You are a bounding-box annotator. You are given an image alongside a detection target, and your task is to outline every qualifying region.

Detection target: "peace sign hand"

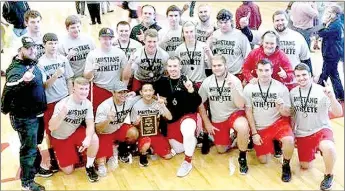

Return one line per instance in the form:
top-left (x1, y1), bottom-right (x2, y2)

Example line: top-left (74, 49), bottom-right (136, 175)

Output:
top-left (323, 80), bottom-right (334, 98)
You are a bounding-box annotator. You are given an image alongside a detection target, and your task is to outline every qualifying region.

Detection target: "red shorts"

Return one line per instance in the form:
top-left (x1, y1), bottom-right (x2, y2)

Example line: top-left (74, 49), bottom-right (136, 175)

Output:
top-left (50, 127), bottom-right (87, 168)
top-left (167, 113), bottom-right (198, 143)
top-left (132, 78), bottom-right (145, 92)
top-left (296, 128), bottom-right (334, 162)
top-left (138, 134), bottom-right (171, 157)
top-left (43, 101), bottom-right (58, 136)
top-left (254, 117), bottom-right (294, 157)
top-left (88, 84), bottom-right (113, 114)
top-left (96, 124), bottom-right (132, 159)
top-left (212, 110), bottom-right (246, 145)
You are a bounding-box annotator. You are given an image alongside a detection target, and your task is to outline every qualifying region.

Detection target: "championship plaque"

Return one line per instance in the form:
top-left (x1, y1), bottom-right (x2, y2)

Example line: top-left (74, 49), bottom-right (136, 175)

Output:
top-left (140, 115), bottom-right (158, 136)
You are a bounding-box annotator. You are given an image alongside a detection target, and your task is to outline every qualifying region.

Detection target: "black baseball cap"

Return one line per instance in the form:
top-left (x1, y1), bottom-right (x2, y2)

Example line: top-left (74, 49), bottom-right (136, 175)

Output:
top-left (216, 9), bottom-right (233, 21)
top-left (99, 27), bottom-right (114, 37)
top-left (21, 37), bottom-right (36, 49)
top-left (43, 33), bottom-right (58, 44)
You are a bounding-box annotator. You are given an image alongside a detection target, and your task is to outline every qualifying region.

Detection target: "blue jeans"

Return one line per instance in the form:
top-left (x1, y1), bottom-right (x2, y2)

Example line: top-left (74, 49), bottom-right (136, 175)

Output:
top-left (9, 115), bottom-right (39, 185)
top-left (13, 28), bottom-right (27, 37)
top-left (318, 59), bottom-right (345, 100)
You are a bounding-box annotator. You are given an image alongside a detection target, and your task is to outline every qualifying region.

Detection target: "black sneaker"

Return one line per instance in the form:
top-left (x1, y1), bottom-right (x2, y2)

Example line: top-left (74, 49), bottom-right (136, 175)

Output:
top-left (118, 142), bottom-right (132, 163)
top-left (238, 158), bottom-right (248, 175)
top-left (50, 159), bottom-right (59, 173)
top-left (274, 140), bottom-right (282, 158)
top-left (320, 174), bottom-right (334, 191)
top-left (85, 166), bottom-right (99, 182)
top-left (22, 181), bottom-right (45, 191)
top-left (35, 167), bottom-right (53, 178)
top-left (247, 137), bottom-right (254, 150)
top-left (281, 164), bottom-right (291, 182)
top-left (139, 154), bottom-right (149, 167)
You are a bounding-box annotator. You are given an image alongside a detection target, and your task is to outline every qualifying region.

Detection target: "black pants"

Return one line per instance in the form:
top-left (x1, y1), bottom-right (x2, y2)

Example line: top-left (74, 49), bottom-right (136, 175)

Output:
top-left (75, 1), bottom-right (86, 15)
top-left (87, 3), bottom-right (101, 24)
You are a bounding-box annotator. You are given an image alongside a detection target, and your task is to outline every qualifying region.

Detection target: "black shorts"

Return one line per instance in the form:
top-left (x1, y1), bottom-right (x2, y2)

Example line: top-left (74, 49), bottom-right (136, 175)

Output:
top-left (129, 9), bottom-right (138, 19)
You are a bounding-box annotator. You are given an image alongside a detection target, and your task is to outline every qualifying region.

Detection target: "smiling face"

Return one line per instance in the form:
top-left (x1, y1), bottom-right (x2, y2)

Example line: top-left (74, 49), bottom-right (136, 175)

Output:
top-left (256, 63), bottom-right (273, 83)
top-left (294, 69), bottom-right (312, 88)
top-left (140, 84), bottom-right (155, 102)
top-left (198, 5), bottom-right (211, 22)
top-left (142, 6), bottom-right (155, 24)
top-left (211, 57), bottom-right (227, 77)
top-left (262, 33), bottom-right (277, 56)
top-left (117, 24), bottom-right (131, 42)
top-left (167, 59), bottom-right (182, 79)
top-left (67, 23), bottom-right (81, 38)
top-left (273, 14), bottom-right (288, 32)
top-left (73, 83), bottom-right (90, 101)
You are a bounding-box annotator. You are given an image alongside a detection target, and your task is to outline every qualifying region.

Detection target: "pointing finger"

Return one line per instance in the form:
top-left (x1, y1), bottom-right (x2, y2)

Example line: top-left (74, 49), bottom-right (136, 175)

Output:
top-left (157, 93), bottom-right (160, 100)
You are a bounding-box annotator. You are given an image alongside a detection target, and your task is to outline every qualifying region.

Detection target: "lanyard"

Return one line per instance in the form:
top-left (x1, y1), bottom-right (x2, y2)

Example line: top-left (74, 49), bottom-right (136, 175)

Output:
top-left (113, 101), bottom-right (126, 123)
top-left (215, 73), bottom-right (228, 97)
top-left (299, 85), bottom-right (313, 113)
top-left (258, 80), bottom-right (272, 103)
top-left (185, 41), bottom-right (197, 64)
top-left (144, 48), bottom-right (157, 70)
top-left (118, 40), bottom-right (131, 58)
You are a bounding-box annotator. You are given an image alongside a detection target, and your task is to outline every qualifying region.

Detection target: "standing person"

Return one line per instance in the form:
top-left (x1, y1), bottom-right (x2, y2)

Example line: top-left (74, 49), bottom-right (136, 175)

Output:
top-left (155, 56), bottom-right (202, 177)
top-left (131, 83), bottom-right (175, 167)
top-left (86, 1), bottom-right (101, 25)
top-left (58, 15), bottom-right (96, 78)
top-left (158, 5), bottom-right (183, 57)
top-left (130, 4), bottom-right (161, 45)
top-left (127, 2), bottom-right (140, 24)
top-left (95, 81), bottom-right (140, 176)
top-left (207, 9), bottom-right (251, 83)
top-left (37, 33), bottom-right (74, 176)
top-left (317, 4), bottom-right (344, 102)
top-left (2, 1), bottom-right (30, 37)
top-left (83, 27), bottom-right (128, 113)
top-left (290, 2), bottom-right (319, 49)
top-left (1, 36), bottom-right (46, 191)
top-left (290, 63), bottom-right (343, 191)
top-left (235, 1), bottom-right (262, 30)
top-left (75, 1), bottom-right (86, 17)
top-left (198, 54), bottom-right (250, 174)
top-left (123, 29), bottom-right (169, 92)
top-left (195, 4), bottom-right (216, 43)
top-left (243, 59), bottom-right (294, 182)
top-left (101, 1), bottom-right (113, 15)
top-left (48, 77), bottom-right (99, 182)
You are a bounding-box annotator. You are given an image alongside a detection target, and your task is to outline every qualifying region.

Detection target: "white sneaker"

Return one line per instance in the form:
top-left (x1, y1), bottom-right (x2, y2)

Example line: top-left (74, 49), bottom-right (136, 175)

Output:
top-left (176, 161), bottom-right (192, 177)
top-left (107, 156), bottom-right (119, 171)
top-left (97, 164), bottom-right (107, 177)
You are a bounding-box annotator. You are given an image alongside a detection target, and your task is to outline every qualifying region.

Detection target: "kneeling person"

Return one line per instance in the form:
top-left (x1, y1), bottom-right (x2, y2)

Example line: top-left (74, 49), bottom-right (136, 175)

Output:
top-left (48, 77), bottom-right (99, 182)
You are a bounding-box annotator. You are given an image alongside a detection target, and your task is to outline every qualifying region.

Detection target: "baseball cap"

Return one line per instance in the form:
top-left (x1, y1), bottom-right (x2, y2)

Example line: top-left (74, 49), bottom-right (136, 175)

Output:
top-left (21, 37), bottom-right (36, 49)
top-left (216, 9), bottom-right (233, 21)
top-left (113, 81), bottom-right (128, 92)
top-left (43, 33), bottom-right (58, 44)
top-left (99, 27), bottom-right (114, 37)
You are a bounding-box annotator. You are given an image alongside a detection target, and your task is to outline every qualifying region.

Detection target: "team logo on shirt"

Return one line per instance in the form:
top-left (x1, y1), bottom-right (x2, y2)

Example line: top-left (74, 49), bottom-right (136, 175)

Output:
top-left (251, 92), bottom-right (278, 109)
top-left (213, 40), bottom-right (239, 56)
top-left (68, 45), bottom-right (92, 62)
top-left (180, 51), bottom-right (202, 66)
top-left (165, 37), bottom-right (182, 52)
top-left (64, 109), bottom-right (88, 124)
top-left (293, 97), bottom-right (318, 114)
top-left (209, 87), bottom-right (232, 102)
top-left (95, 56), bottom-right (121, 72)
top-left (280, 41), bottom-right (296, 55)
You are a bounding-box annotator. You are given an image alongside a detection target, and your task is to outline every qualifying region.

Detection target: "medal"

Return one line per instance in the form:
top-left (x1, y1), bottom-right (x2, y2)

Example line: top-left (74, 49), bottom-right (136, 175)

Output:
top-left (172, 98), bottom-right (178, 105)
top-left (263, 105), bottom-right (269, 110)
top-left (190, 59), bottom-right (194, 65)
top-left (303, 112), bottom-right (308, 118)
top-left (149, 72), bottom-right (154, 77)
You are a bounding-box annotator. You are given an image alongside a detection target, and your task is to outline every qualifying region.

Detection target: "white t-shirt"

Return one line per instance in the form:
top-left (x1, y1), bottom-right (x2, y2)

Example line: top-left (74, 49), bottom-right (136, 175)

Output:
top-left (84, 47), bottom-right (127, 91)
top-left (51, 96), bottom-right (94, 139)
top-left (38, 54), bottom-right (74, 104)
top-left (158, 26), bottom-right (183, 57)
top-left (115, 39), bottom-right (142, 60)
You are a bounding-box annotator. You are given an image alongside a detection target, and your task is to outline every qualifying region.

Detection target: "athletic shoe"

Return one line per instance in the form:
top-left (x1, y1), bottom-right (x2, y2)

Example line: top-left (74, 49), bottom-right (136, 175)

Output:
top-left (22, 181), bottom-right (45, 191)
top-left (107, 156), bottom-right (119, 171)
top-left (281, 164), bottom-right (291, 182)
top-left (320, 174), bottom-right (334, 191)
top-left (97, 164), bottom-right (107, 177)
top-left (238, 158), bottom-right (248, 175)
top-left (35, 167), bottom-right (53, 178)
top-left (139, 154), bottom-right (149, 167)
top-left (176, 161), bottom-right (192, 177)
top-left (50, 159), bottom-right (59, 173)
top-left (86, 166), bottom-right (99, 182)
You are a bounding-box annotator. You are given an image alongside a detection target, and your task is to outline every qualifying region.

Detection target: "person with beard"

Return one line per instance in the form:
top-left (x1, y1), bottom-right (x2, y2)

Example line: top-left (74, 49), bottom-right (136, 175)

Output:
top-left (195, 4), bottom-right (217, 43)
top-left (154, 56), bottom-right (202, 177)
top-left (290, 63), bottom-right (343, 191)
top-left (95, 81), bottom-right (140, 176)
top-left (1, 36), bottom-right (46, 191)
top-left (198, 54), bottom-right (250, 174)
top-left (207, 9), bottom-right (251, 84)
top-left (123, 29), bottom-right (169, 93)
top-left (84, 28), bottom-right (128, 114)
top-left (131, 83), bottom-right (175, 167)
top-left (130, 4), bottom-right (161, 45)
top-left (158, 5), bottom-right (183, 57)
top-left (58, 15), bottom-right (96, 78)
top-left (243, 59), bottom-right (294, 182)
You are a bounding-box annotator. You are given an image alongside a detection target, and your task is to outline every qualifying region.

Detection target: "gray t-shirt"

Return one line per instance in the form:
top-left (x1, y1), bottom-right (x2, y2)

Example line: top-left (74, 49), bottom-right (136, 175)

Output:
top-left (58, 34), bottom-right (96, 77)
top-left (243, 79), bottom-right (291, 130)
top-left (130, 99), bottom-right (165, 124)
top-left (95, 96), bottom-right (141, 134)
top-left (38, 54), bottom-right (74, 104)
top-left (175, 41), bottom-right (208, 83)
top-left (84, 47), bottom-right (127, 91)
top-left (196, 21), bottom-right (215, 43)
top-left (51, 96), bottom-right (94, 139)
top-left (115, 39), bottom-right (142, 60)
top-left (210, 29), bottom-right (251, 75)
top-left (198, 73), bottom-right (243, 123)
top-left (290, 83), bottom-right (331, 137)
top-left (132, 47), bottom-right (169, 82)
top-left (158, 26), bottom-right (183, 57)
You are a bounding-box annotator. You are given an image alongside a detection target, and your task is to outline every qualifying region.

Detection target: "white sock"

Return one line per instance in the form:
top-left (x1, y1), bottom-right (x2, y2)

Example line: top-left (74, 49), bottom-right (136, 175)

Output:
top-left (169, 139), bottom-right (185, 154)
top-left (86, 157), bottom-right (96, 168)
top-left (180, 118), bottom-right (197, 157)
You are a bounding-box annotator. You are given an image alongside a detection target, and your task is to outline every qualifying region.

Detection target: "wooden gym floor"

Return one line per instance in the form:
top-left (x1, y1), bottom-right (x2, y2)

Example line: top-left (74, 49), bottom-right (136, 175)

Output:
top-left (0, 2), bottom-right (344, 190)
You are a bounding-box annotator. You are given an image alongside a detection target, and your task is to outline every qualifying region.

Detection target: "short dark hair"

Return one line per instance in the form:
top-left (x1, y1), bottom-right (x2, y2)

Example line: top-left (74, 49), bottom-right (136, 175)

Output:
top-left (294, 63), bottom-right (311, 73)
top-left (256, 58), bottom-right (273, 69)
top-left (166, 5), bottom-right (181, 16)
top-left (272, 10), bottom-right (289, 21)
top-left (116, 21), bottom-right (130, 30)
top-left (140, 83), bottom-right (154, 91)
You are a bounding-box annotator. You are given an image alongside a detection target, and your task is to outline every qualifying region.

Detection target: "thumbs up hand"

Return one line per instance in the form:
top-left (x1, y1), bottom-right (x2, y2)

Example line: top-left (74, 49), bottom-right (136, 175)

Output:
top-left (23, 67), bottom-right (35, 82)
top-left (136, 29), bottom-right (145, 42)
top-left (277, 67), bottom-right (287, 79)
top-left (239, 12), bottom-right (251, 29)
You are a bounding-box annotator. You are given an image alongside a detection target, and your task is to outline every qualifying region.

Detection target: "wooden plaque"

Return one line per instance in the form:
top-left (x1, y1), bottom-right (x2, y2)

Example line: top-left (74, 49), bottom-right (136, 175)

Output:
top-left (140, 115), bottom-right (158, 136)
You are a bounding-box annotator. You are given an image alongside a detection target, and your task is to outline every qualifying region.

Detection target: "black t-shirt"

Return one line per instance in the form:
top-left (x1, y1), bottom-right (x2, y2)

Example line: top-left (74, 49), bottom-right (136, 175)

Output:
top-left (154, 75), bottom-right (201, 123)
